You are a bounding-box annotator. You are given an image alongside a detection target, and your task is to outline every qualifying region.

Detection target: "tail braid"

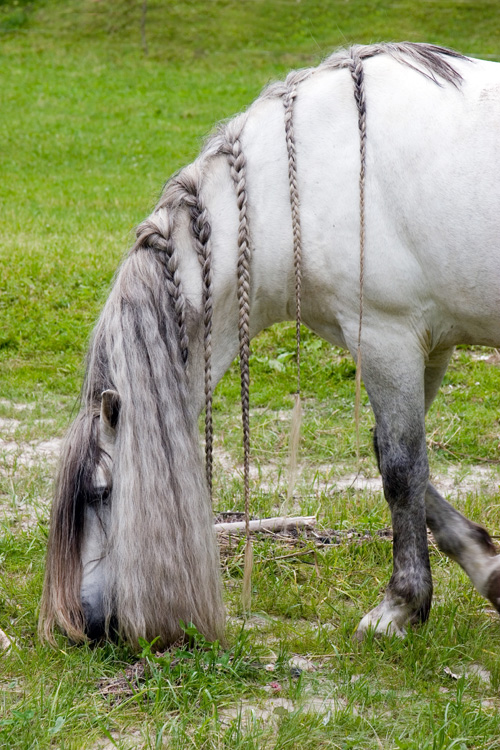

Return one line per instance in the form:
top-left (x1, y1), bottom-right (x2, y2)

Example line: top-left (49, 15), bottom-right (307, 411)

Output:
top-left (226, 130), bottom-right (253, 612)
top-left (283, 83), bottom-right (303, 506)
top-left (134, 219), bottom-right (189, 366)
top-left (349, 48), bottom-right (367, 463)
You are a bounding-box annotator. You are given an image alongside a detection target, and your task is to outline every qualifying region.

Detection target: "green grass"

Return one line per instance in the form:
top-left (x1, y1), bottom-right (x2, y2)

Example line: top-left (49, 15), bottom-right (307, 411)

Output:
top-left (2, 1), bottom-right (500, 748)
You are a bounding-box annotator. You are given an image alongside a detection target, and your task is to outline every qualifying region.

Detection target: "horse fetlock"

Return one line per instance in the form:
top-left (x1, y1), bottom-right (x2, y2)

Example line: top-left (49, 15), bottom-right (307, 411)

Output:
top-left (409, 597), bottom-right (432, 626)
top-left (469, 522), bottom-right (497, 556)
top-left (389, 565), bottom-right (432, 607)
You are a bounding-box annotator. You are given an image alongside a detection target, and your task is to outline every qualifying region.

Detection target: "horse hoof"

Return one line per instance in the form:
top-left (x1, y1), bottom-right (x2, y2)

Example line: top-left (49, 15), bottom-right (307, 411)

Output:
top-left (355, 607), bottom-right (407, 640)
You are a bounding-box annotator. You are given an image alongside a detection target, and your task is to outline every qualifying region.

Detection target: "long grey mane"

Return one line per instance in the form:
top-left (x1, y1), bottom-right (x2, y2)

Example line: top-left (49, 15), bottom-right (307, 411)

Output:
top-left (260, 42), bottom-right (464, 100)
top-left (40, 242), bottom-right (225, 646)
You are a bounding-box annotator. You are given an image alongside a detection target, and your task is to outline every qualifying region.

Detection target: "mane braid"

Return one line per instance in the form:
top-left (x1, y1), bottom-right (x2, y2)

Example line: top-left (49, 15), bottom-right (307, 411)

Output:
top-left (283, 82), bottom-right (303, 506)
top-left (349, 47), bottom-right (367, 464)
top-left (172, 172), bottom-right (214, 496)
top-left (225, 126), bottom-right (253, 612)
top-left (283, 83), bottom-right (302, 395)
top-left (134, 214), bottom-right (189, 367)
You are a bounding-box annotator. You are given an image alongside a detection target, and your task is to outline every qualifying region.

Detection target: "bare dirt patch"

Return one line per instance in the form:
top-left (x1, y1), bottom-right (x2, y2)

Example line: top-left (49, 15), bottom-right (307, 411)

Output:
top-left (0, 418), bottom-right (500, 528)
top-left (0, 435), bottom-right (61, 468)
top-left (0, 414), bottom-right (61, 468)
top-left (91, 731), bottom-right (144, 750)
top-left (0, 399), bottom-right (36, 412)
top-left (214, 447), bottom-right (500, 499)
top-left (219, 693), bottom-right (349, 725)
top-left (0, 410), bottom-right (61, 528)
top-left (1, 421), bottom-right (499, 531)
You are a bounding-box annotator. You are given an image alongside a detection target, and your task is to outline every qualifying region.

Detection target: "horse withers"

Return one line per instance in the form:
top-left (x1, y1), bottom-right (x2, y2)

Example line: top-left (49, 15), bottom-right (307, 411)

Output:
top-left (40, 43), bottom-right (500, 648)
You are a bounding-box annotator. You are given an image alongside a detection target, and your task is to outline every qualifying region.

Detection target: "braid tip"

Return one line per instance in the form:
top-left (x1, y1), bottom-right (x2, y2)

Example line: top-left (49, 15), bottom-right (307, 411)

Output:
top-left (241, 537), bottom-right (254, 616)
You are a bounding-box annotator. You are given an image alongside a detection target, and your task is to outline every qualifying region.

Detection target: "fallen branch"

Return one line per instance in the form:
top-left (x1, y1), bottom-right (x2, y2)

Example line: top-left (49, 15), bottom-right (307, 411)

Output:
top-left (214, 515), bottom-right (316, 534)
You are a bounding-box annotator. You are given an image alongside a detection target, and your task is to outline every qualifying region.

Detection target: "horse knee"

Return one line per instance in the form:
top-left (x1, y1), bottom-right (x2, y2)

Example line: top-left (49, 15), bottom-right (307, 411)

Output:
top-left (380, 443), bottom-right (428, 509)
top-left (373, 426), bottom-right (429, 506)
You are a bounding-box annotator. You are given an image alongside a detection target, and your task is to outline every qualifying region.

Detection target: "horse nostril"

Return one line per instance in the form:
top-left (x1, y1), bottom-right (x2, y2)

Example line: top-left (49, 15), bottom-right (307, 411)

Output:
top-left (81, 599), bottom-right (119, 643)
top-left (84, 616), bottom-right (106, 642)
top-left (81, 598), bottom-right (106, 642)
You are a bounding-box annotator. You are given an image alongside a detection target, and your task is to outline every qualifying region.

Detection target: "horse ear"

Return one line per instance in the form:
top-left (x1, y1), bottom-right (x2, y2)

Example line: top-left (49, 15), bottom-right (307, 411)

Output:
top-left (100, 389), bottom-right (121, 437)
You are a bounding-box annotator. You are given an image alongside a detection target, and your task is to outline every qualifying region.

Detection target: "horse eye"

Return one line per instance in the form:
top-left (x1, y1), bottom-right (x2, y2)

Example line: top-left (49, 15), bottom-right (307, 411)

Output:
top-left (90, 487), bottom-right (111, 505)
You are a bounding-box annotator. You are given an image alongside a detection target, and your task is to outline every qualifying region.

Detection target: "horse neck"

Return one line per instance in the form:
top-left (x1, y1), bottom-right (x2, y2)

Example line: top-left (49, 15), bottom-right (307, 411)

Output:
top-left (187, 157), bottom-right (296, 403)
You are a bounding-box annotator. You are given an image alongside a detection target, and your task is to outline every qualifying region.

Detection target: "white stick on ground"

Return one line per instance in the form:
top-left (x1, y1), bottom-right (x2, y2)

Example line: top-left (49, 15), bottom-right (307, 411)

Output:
top-left (214, 515), bottom-right (315, 533)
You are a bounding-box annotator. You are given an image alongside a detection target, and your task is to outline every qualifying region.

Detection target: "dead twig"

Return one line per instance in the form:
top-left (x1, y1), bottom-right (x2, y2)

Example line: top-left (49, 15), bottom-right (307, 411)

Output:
top-left (214, 515), bottom-right (315, 534)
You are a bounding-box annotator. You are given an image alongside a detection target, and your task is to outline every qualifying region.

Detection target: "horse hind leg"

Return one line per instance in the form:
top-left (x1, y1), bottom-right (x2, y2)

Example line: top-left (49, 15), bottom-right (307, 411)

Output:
top-left (355, 338), bottom-right (432, 639)
top-left (422, 346), bottom-right (500, 614)
top-left (425, 484), bottom-right (500, 613)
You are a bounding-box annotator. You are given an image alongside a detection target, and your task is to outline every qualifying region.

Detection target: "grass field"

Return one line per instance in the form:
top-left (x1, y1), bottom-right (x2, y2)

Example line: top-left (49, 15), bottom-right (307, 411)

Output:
top-left (2, 1), bottom-right (500, 747)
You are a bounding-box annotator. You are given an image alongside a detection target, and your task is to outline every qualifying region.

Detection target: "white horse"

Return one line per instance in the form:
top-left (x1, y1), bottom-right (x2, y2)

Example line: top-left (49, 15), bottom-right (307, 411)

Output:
top-left (40, 43), bottom-right (500, 648)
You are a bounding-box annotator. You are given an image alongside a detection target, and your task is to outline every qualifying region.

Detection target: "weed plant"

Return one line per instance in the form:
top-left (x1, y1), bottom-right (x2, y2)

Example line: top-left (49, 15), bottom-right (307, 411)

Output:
top-left (2, 2), bottom-right (500, 748)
